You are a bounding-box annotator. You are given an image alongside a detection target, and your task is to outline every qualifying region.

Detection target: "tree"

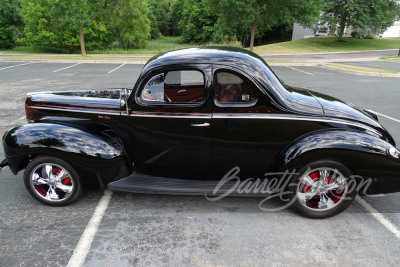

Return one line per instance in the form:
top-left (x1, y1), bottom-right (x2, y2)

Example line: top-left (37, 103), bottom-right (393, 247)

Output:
top-left (18, 0), bottom-right (71, 49)
top-left (51, 0), bottom-right (113, 56)
top-left (319, 0), bottom-right (400, 41)
top-left (0, 0), bottom-right (23, 48)
top-left (179, 0), bottom-right (218, 44)
top-left (169, 0), bottom-right (184, 36)
top-left (148, 8), bottom-right (162, 39)
top-left (206, 0), bottom-right (323, 51)
top-left (19, 0), bottom-right (113, 53)
top-left (110, 0), bottom-right (151, 48)
top-left (149, 0), bottom-right (173, 37)
top-left (18, 0), bottom-right (151, 53)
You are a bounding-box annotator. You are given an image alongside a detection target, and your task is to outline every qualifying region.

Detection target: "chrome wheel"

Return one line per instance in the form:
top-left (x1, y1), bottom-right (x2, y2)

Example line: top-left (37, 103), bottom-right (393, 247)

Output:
top-left (29, 163), bottom-right (74, 202)
top-left (296, 167), bottom-right (347, 212)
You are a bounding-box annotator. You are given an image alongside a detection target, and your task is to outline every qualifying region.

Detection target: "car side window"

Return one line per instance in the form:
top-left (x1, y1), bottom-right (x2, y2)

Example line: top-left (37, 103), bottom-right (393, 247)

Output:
top-left (141, 70), bottom-right (205, 104)
top-left (214, 72), bottom-right (256, 104)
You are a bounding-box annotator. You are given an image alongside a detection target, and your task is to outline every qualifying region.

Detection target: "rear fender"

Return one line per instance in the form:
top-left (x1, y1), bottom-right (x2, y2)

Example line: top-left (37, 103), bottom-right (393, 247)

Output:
top-left (2, 123), bottom-right (131, 188)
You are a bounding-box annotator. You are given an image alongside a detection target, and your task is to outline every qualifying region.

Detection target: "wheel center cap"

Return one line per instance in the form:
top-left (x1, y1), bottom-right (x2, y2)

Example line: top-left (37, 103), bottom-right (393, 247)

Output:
top-left (48, 175), bottom-right (57, 186)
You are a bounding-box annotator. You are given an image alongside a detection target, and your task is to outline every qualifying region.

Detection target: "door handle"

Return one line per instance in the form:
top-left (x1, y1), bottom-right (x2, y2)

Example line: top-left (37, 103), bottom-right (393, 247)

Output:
top-left (191, 122), bottom-right (210, 127)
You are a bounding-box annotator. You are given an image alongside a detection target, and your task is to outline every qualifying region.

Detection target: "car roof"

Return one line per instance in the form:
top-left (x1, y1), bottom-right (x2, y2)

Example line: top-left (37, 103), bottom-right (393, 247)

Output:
top-left (134, 47), bottom-right (293, 108)
top-left (141, 47), bottom-right (268, 74)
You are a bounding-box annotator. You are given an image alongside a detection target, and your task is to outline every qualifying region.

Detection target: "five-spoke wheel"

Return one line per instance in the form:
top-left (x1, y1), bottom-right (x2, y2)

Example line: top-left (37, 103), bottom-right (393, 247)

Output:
top-left (24, 156), bottom-right (82, 206)
top-left (290, 161), bottom-right (356, 218)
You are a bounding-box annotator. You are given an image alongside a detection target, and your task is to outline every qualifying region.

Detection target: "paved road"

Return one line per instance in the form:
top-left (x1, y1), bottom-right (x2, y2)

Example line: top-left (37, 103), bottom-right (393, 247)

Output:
top-left (343, 61), bottom-right (400, 72)
top-left (263, 49), bottom-right (399, 62)
top-left (0, 62), bottom-right (400, 266)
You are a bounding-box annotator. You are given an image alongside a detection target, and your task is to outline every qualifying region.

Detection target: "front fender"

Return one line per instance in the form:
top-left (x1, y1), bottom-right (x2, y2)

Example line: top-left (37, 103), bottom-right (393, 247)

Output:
top-left (2, 123), bottom-right (130, 187)
top-left (274, 129), bottom-right (400, 194)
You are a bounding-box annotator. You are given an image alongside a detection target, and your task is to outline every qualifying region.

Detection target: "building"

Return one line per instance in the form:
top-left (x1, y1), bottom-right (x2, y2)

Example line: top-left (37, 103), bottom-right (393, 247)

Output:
top-left (292, 0), bottom-right (400, 40)
top-left (291, 24), bottom-right (315, 41)
top-left (382, 20), bottom-right (400, 38)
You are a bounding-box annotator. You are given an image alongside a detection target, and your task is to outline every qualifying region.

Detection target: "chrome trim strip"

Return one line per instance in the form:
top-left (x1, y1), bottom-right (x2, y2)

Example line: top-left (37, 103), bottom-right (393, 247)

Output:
top-left (130, 112), bottom-right (212, 119)
top-left (128, 112), bottom-right (379, 134)
top-left (28, 106), bottom-right (120, 116)
top-left (191, 122), bottom-right (211, 127)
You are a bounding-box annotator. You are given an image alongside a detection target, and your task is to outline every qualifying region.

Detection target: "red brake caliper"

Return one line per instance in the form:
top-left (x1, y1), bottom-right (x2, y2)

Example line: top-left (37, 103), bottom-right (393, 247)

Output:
top-left (53, 168), bottom-right (71, 185)
top-left (35, 185), bottom-right (47, 196)
top-left (301, 171), bottom-right (321, 192)
top-left (302, 170), bottom-right (344, 204)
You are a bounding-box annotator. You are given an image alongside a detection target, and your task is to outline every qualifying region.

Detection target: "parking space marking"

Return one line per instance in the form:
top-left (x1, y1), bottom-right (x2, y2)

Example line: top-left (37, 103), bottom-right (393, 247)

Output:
top-left (371, 110), bottom-right (400, 124)
top-left (52, 63), bottom-right (80, 73)
top-left (356, 196), bottom-right (400, 240)
top-left (67, 190), bottom-right (113, 267)
top-left (286, 66), bottom-right (314, 75)
top-left (10, 116), bottom-right (26, 126)
top-left (0, 62), bottom-right (34, 71)
top-left (108, 63), bottom-right (126, 74)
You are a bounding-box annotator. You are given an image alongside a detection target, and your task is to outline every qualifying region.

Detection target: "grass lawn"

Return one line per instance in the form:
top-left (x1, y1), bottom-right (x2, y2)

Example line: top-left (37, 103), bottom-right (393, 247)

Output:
top-left (254, 37), bottom-right (400, 55)
top-left (380, 56), bottom-right (400, 62)
top-left (0, 37), bottom-right (187, 56)
top-left (90, 36), bottom-right (191, 54)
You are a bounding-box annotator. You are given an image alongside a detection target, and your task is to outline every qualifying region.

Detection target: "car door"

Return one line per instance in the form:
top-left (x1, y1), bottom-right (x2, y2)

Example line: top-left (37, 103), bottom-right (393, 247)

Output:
top-left (211, 66), bottom-right (333, 180)
top-left (211, 66), bottom-right (284, 179)
top-left (129, 65), bottom-right (213, 179)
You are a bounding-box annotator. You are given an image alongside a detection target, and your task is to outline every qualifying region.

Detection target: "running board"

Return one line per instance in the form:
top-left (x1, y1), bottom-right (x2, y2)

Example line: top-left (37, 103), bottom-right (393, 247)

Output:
top-left (107, 172), bottom-right (271, 197)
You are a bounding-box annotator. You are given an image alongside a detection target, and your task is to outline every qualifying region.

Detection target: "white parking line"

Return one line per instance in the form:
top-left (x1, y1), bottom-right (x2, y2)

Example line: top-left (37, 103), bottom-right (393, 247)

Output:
top-left (286, 66), bottom-right (314, 75)
top-left (52, 63), bottom-right (80, 73)
top-left (10, 116), bottom-right (26, 125)
top-left (370, 110), bottom-right (400, 124)
top-left (67, 190), bottom-right (113, 267)
top-left (0, 62), bottom-right (34, 71)
top-left (356, 196), bottom-right (400, 240)
top-left (108, 63), bottom-right (126, 74)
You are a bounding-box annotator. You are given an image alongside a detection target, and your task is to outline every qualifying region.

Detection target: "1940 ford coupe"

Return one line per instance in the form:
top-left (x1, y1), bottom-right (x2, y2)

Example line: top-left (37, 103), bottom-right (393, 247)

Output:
top-left (2, 47), bottom-right (400, 218)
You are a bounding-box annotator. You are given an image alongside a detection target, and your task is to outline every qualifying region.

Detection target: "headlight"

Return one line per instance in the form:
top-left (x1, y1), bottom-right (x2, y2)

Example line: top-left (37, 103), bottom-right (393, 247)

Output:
top-left (388, 147), bottom-right (400, 158)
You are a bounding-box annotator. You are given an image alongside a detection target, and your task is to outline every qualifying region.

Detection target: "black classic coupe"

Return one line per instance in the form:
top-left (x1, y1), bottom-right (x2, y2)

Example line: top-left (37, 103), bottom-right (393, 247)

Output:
top-left (1, 47), bottom-right (400, 218)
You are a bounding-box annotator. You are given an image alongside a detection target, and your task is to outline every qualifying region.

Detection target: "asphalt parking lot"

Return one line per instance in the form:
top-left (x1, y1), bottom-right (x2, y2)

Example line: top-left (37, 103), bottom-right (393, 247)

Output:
top-left (1, 61), bottom-right (400, 266)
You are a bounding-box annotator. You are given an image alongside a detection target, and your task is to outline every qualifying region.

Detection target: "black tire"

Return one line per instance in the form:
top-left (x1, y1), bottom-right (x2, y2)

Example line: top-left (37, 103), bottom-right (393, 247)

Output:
top-left (24, 156), bottom-right (82, 206)
top-left (289, 160), bottom-right (357, 219)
